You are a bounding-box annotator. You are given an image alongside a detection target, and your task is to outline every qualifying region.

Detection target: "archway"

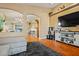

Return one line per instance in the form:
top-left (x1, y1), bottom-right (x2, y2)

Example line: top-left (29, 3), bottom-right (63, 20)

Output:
top-left (35, 20), bottom-right (39, 38)
top-left (0, 8), bottom-right (25, 33)
top-left (26, 14), bottom-right (40, 38)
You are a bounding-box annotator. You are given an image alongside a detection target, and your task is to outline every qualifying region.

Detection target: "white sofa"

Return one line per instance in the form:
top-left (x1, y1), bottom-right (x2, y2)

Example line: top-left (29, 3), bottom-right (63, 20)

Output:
top-left (0, 36), bottom-right (27, 56)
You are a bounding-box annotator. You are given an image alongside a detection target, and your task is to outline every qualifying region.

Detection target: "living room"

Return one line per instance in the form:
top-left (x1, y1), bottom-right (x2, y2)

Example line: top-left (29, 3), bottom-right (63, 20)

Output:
top-left (0, 3), bottom-right (79, 56)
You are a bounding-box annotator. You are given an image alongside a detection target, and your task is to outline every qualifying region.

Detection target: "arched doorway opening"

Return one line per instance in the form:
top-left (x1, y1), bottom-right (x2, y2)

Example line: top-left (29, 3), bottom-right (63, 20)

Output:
top-left (0, 8), bottom-right (24, 33)
top-left (26, 14), bottom-right (40, 38)
top-left (35, 20), bottom-right (39, 38)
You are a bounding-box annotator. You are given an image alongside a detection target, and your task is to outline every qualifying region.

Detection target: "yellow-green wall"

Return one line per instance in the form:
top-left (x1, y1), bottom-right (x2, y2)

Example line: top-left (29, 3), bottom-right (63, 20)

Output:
top-left (50, 3), bottom-right (79, 31)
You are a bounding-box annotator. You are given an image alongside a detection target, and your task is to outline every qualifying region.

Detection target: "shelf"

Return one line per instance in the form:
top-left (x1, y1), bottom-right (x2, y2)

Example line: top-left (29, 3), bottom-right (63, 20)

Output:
top-left (61, 36), bottom-right (74, 39)
top-left (50, 3), bottom-right (79, 16)
top-left (58, 40), bottom-right (76, 47)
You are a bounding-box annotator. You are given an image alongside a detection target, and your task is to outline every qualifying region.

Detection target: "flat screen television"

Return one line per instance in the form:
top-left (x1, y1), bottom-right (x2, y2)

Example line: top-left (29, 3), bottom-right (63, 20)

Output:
top-left (58, 11), bottom-right (79, 27)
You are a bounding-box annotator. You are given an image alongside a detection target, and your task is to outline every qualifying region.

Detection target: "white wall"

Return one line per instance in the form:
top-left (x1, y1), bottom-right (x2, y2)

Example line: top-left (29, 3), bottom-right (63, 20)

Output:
top-left (0, 3), bottom-right (49, 39)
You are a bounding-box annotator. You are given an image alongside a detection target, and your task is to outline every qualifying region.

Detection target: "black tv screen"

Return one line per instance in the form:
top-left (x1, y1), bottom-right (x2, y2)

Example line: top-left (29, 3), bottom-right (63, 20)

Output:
top-left (58, 11), bottom-right (79, 27)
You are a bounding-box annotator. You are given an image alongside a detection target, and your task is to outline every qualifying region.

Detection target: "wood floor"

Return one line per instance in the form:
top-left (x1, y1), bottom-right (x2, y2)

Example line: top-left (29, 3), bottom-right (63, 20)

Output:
top-left (27, 35), bottom-right (79, 56)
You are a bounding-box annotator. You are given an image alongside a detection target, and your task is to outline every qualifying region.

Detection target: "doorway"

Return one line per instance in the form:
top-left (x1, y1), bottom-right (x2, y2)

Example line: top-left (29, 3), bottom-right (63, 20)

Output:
top-left (27, 15), bottom-right (40, 38)
top-left (35, 20), bottom-right (39, 38)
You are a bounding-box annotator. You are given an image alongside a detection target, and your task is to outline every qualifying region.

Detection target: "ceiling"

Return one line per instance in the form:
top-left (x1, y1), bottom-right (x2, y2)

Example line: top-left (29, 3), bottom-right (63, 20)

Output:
top-left (19, 3), bottom-right (59, 9)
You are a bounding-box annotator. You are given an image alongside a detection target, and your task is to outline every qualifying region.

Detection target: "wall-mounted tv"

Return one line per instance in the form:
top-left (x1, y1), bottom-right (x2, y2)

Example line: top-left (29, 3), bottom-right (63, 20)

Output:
top-left (58, 11), bottom-right (79, 27)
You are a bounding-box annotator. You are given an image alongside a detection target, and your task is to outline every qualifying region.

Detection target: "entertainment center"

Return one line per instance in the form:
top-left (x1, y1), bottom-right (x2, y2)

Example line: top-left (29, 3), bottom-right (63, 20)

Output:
top-left (55, 11), bottom-right (79, 47)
